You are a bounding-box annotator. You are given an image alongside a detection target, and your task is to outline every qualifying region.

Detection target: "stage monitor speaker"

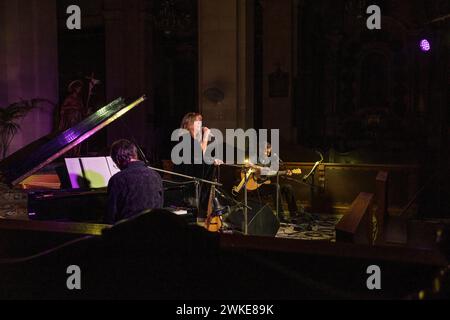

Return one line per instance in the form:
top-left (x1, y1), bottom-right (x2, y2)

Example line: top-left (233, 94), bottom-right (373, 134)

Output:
top-left (225, 200), bottom-right (280, 237)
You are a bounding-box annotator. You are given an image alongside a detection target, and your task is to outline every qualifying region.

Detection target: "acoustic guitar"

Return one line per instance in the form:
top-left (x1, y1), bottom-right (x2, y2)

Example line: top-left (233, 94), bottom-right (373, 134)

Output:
top-left (205, 178), bottom-right (222, 232)
top-left (232, 167), bottom-right (302, 194)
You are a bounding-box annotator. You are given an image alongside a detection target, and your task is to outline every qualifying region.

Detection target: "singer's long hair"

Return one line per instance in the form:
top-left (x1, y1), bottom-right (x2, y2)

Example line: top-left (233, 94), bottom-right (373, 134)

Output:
top-left (180, 112), bottom-right (202, 134)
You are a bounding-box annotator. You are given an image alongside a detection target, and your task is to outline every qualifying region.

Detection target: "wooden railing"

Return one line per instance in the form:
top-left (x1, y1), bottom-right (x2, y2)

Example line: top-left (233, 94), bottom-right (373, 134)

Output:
top-left (282, 162), bottom-right (418, 215)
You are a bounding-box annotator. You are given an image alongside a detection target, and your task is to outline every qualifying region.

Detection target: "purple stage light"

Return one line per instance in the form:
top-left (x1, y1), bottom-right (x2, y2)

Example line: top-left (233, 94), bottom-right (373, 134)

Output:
top-left (420, 39), bottom-right (431, 52)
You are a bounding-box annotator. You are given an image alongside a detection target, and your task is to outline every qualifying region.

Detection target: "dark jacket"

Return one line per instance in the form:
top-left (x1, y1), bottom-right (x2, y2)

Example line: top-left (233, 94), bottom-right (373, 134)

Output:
top-left (172, 134), bottom-right (215, 218)
top-left (105, 161), bottom-right (164, 224)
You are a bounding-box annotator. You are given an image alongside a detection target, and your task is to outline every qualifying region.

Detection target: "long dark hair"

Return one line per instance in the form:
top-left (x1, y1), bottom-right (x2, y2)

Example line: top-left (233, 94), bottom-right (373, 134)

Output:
top-left (180, 112), bottom-right (202, 131)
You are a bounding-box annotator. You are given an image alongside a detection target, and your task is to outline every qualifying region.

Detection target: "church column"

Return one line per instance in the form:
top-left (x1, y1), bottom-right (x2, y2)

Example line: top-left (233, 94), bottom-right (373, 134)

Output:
top-left (262, 0), bottom-right (294, 144)
top-left (198, 0), bottom-right (254, 133)
top-left (104, 0), bottom-right (154, 153)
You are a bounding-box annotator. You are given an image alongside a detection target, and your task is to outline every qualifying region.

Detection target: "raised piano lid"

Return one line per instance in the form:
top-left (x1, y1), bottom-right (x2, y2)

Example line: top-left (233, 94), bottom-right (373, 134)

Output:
top-left (0, 95), bottom-right (146, 187)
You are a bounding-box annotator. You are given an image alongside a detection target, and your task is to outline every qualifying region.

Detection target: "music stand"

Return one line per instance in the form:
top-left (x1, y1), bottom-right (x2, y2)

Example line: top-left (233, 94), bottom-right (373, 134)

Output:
top-left (284, 174), bottom-right (322, 230)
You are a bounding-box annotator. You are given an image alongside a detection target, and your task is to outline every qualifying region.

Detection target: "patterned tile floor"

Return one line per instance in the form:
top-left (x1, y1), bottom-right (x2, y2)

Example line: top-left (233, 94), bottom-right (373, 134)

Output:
top-left (276, 213), bottom-right (343, 241)
top-left (0, 187), bottom-right (28, 220)
top-left (0, 204), bottom-right (26, 220)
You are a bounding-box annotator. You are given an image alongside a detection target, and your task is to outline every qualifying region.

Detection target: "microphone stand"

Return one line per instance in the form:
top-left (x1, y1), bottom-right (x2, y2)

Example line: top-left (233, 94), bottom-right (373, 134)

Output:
top-left (135, 144), bottom-right (222, 216)
top-left (274, 154), bottom-right (283, 221)
top-left (297, 152), bottom-right (323, 230)
top-left (150, 167), bottom-right (222, 216)
top-left (243, 165), bottom-right (250, 234)
top-left (221, 163), bottom-right (254, 234)
top-left (285, 176), bottom-right (321, 190)
top-left (245, 154), bottom-right (284, 223)
top-left (276, 171), bottom-right (280, 220)
top-left (231, 164), bottom-right (251, 235)
top-left (215, 188), bottom-right (251, 210)
top-left (302, 151), bottom-right (324, 195)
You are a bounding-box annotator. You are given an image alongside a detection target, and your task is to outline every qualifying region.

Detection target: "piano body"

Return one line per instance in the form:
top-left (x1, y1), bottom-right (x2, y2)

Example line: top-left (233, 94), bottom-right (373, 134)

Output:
top-left (0, 96), bottom-right (195, 223)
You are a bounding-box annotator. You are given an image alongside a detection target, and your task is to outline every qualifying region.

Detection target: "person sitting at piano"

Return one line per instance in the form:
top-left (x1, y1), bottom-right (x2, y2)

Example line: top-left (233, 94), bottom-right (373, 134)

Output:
top-left (247, 142), bottom-right (300, 223)
top-left (104, 139), bottom-right (164, 224)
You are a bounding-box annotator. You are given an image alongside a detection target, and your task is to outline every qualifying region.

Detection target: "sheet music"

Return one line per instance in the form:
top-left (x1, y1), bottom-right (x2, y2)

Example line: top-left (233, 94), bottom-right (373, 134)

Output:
top-left (65, 158), bottom-right (85, 189)
top-left (106, 156), bottom-right (121, 176)
top-left (65, 156), bottom-right (121, 189)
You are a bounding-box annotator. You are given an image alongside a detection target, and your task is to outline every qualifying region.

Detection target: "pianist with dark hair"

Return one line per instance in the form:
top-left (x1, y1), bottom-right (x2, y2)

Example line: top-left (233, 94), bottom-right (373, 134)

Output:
top-left (105, 139), bottom-right (164, 224)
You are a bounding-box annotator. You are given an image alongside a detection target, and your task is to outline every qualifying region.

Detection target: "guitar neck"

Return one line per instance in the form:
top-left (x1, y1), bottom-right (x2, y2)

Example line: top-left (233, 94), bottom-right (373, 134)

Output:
top-left (207, 182), bottom-right (217, 216)
top-left (233, 169), bottom-right (253, 193)
top-left (263, 168), bottom-right (301, 177)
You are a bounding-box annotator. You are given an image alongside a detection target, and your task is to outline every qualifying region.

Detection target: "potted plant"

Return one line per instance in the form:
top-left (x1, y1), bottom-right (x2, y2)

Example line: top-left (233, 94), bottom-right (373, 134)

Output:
top-left (0, 99), bottom-right (53, 159)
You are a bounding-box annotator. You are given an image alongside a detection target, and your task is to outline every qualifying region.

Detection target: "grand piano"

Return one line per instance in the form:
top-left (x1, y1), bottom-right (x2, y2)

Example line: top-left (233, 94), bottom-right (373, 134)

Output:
top-left (0, 96), bottom-right (194, 223)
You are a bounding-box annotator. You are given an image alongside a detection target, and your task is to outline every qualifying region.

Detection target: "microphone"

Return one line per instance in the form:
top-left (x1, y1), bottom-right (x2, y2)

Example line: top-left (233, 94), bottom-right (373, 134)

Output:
top-left (272, 153), bottom-right (283, 164)
top-left (315, 150), bottom-right (324, 162)
top-left (202, 127), bottom-right (215, 137)
top-left (135, 143), bottom-right (150, 166)
top-left (303, 161), bottom-right (320, 181)
top-left (303, 151), bottom-right (324, 181)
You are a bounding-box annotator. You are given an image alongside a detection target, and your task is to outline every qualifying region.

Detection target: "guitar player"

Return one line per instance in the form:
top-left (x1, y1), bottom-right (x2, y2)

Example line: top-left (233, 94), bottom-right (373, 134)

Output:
top-left (246, 142), bottom-right (300, 223)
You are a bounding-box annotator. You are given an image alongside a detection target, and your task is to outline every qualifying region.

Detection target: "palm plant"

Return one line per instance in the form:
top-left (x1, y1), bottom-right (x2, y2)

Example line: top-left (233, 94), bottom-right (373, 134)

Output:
top-left (0, 99), bottom-right (52, 159)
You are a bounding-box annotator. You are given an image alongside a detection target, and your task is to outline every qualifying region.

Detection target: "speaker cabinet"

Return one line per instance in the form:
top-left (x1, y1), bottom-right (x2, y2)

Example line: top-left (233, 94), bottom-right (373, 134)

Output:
top-left (225, 200), bottom-right (280, 237)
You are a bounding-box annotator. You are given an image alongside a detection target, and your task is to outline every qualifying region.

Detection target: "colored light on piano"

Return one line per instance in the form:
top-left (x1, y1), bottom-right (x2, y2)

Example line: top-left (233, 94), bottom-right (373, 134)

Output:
top-left (100, 100), bottom-right (143, 128)
top-left (61, 130), bottom-right (80, 143)
top-left (96, 107), bottom-right (109, 117)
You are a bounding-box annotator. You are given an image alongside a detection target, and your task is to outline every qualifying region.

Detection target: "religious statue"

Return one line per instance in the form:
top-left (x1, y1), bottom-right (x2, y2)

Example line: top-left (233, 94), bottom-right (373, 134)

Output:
top-left (58, 80), bottom-right (86, 132)
top-left (56, 73), bottom-right (101, 157)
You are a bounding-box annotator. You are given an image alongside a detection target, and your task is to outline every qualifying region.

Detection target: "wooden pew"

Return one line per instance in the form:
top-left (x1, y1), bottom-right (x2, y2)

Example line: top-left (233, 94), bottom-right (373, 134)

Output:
top-left (335, 192), bottom-right (374, 244)
top-left (0, 219), bottom-right (110, 260)
top-left (374, 171), bottom-right (388, 244)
